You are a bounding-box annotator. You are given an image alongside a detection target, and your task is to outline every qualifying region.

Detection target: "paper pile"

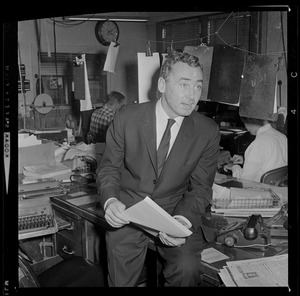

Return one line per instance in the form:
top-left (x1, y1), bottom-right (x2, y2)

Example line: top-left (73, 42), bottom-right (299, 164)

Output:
top-left (218, 254), bottom-right (288, 287)
top-left (23, 162), bottom-right (72, 181)
top-left (18, 133), bottom-right (42, 147)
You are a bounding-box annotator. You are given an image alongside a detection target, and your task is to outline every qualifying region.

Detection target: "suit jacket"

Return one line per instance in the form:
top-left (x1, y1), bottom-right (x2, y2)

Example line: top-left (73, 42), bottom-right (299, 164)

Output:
top-left (96, 100), bottom-right (220, 231)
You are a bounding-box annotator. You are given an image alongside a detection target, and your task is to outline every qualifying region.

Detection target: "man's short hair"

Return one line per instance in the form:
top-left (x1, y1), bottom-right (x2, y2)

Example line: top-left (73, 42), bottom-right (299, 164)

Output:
top-left (160, 51), bottom-right (203, 81)
top-left (107, 91), bottom-right (125, 105)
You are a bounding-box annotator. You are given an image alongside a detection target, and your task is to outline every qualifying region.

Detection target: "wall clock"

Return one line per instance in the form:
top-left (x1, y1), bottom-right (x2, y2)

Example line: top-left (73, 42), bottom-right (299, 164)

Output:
top-left (95, 20), bottom-right (119, 46)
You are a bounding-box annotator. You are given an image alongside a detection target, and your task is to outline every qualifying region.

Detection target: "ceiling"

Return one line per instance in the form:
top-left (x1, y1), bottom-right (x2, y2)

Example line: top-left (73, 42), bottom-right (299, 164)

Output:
top-left (66, 11), bottom-right (219, 24)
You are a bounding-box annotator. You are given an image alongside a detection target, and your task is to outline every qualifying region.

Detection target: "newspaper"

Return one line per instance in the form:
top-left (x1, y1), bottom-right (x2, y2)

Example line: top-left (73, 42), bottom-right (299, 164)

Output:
top-left (218, 254), bottom-right (288, 287)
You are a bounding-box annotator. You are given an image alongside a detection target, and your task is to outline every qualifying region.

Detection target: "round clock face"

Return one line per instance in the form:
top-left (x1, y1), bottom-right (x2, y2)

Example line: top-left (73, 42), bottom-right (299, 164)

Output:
top-left (95, 21), bottom-right (119, 46)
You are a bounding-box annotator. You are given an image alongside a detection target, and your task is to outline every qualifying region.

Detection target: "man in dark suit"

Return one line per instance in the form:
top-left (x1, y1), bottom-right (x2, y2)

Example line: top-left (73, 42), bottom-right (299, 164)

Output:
top-left (96, 51), bottom-right (220, 287)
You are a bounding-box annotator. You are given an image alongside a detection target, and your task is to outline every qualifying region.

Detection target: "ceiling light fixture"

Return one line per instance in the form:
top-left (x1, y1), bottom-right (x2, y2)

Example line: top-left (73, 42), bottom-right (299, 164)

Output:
top-left (67, 17), bottom-right (148, 22)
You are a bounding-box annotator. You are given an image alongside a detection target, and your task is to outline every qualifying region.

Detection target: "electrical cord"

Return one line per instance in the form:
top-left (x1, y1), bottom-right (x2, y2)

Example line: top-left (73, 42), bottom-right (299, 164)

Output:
top-left (215, 240), bottom-right (288, 249)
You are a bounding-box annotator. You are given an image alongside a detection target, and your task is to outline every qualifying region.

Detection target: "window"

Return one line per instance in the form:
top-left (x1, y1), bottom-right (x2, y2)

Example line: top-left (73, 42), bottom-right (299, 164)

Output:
top-left (161, 17), bottom-right (201, 52)
top-left (40, 52), bottom-right (107, 106)
top-left (207, 12), bottom-right (251, 50)
top-left (160, 12), bottom-right (252, 53)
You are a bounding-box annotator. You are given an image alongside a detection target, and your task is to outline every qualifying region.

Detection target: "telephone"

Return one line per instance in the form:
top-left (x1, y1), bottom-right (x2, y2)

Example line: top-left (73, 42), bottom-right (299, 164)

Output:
top-left (215, 214), bottom-right (271, 250)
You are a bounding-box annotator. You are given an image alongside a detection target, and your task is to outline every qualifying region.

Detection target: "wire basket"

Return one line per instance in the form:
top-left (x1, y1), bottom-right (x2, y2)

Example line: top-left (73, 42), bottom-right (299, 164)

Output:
top-left (211, 198), bottom-right (279, 209)
top-left (211, 187), bottom-right (281, 209)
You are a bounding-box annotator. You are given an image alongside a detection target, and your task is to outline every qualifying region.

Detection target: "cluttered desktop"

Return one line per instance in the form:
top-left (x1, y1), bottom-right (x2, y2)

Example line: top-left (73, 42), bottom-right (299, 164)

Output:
top-left (17, 122), bottom-right (288, 287)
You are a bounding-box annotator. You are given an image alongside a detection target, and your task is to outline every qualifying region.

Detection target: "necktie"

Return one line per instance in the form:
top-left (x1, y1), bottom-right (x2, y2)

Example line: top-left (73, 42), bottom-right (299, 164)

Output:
top-left (157, 118), bottom-right (175, 175)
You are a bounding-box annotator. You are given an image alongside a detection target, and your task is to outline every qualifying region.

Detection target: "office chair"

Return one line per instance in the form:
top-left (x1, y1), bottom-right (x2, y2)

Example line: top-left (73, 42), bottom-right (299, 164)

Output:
top-left (19, 255), bottom-right (106, 287)
top-left (260, 166), bottom-right (288, 187)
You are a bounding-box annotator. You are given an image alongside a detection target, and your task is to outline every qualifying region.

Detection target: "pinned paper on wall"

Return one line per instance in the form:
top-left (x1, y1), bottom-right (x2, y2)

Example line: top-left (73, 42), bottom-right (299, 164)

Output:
top-left (79, 54), bottom-right (92, 112)
top-left (208, 45), bottom-right (245, 105)
top-left (184, 45), bottom-right (214, 101)
top-left (137, 52), bottom-right (160, 103)
top-left (103, 42), bottom-right (119, 73)
top-left (274, 73), bottom-right (278, 114)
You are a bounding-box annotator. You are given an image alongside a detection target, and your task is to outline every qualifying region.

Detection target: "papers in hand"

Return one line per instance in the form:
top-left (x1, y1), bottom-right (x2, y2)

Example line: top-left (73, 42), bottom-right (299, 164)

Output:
top-left (124, 196), bottom-right (192, 238)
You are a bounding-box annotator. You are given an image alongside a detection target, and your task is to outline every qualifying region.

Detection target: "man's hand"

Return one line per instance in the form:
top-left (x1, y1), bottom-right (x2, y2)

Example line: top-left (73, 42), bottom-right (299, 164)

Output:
top-left (104, 199), bottom-right (130, 228)
top-left (158, 232), bottom-right (186, 247)
top-left (158, 216), bottom-right (189, 247)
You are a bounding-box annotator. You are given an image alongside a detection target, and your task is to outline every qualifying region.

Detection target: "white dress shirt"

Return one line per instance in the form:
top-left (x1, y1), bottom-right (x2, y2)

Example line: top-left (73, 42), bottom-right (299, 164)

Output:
top-left (156, 99), bottom-right (192, 229)
top-left (156, 98), bottom-right (183, 153)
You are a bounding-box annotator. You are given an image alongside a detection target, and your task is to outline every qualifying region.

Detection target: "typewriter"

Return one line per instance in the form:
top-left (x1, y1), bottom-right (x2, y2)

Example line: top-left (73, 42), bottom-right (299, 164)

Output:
top-left (18, 196), bottom-right (58, 240)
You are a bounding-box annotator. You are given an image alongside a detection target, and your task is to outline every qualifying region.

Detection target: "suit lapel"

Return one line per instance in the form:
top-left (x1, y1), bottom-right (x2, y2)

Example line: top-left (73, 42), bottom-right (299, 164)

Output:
top-left (138, 103), bottom-right (196, 177)
top-left (139, 102), bottom-right (157, 173)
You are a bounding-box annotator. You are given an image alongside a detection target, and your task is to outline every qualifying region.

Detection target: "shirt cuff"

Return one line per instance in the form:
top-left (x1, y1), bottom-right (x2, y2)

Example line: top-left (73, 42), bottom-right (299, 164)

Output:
top-left (103, 197), bottom-right (118, 211)
top-left (173, 215), bottom-right (192, 229)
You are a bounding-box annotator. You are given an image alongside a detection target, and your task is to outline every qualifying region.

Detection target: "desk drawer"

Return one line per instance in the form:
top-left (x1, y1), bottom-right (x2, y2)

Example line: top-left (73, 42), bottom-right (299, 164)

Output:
top-left (201, 261), bottom-right (224, 287)
top-left (54, 210), bottom-right (82, 243)
top-left (202, 273), bottom-right (223, 287)
top-left (56, 234), bottom-right (83, 259)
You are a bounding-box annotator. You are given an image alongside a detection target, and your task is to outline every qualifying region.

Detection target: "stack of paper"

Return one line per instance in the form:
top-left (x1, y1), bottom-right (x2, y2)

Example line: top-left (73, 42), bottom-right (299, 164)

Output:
top-left (18, 133), bottom-right (42, 147)
top-left (218, 254), bottom-right (288, 287)
top-left (23, 162), bottom-right (72, 180)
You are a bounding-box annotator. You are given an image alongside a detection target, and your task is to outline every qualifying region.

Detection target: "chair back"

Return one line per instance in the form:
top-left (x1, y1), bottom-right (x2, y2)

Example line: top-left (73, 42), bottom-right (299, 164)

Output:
top-left (19, 254), bottom-right (40, 287)
top-left (260, 166), bottom-right (288, 186)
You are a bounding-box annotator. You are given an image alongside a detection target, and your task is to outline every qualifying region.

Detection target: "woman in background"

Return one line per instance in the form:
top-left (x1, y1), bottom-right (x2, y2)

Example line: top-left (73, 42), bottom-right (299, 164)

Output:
top-left (224, 116), bottom-right (287, 182)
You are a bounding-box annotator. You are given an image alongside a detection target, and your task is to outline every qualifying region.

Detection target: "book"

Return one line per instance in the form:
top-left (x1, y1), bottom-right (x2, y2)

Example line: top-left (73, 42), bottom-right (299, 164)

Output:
top-left (124, 196), bottom-right (192, 238)
top-left (23, 162), bottom-right (72, 179)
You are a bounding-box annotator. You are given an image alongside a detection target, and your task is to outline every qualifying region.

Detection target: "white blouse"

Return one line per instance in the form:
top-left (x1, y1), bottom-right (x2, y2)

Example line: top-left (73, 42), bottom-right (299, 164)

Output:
top-left (232, 124), bottom-right (287, 182)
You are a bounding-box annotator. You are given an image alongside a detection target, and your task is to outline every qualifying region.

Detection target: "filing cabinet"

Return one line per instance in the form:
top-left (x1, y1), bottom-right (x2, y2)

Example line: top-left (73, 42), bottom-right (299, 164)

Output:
top-left (201, 262), bottom-right (224, 287)
top-left (53, 205), bottom-right (84, 259)
top-left (52, 203), bottom-right (103, 264)
top-left (50, 194), bottom-right (160, 286)
top-left (56, 234), bottom-right (83, 258)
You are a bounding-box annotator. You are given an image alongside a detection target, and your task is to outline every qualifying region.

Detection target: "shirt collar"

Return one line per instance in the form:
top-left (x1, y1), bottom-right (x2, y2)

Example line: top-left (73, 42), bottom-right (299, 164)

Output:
top-left (156, 98), bottom-right (184, 126)
top-left (257, 123), bottom-right (272, 135)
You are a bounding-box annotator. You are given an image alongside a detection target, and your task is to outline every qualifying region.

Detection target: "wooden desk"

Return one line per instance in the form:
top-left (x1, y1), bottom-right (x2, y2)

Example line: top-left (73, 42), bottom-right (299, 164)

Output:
top-left (50, 185), bottom-right (162, 286)
top-left (200, 241), bottom-right (288, 287)
top-left (205, 176), bottom-right (288, 286)
top-left (50, 183), bottom-right (288, 287)
top-left (50, 186), bottom-right (107, 263)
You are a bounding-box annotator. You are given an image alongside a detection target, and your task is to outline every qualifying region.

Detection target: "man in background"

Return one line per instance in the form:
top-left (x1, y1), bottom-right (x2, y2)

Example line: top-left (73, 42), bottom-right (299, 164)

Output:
top-left (88, 91), bottom-right (125, 143)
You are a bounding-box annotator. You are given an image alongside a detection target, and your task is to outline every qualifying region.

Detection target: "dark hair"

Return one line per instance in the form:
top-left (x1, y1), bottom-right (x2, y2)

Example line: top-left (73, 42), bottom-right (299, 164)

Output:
top-left (107, 91), bottom-right (125, 105)
top-left (160, 51), bottom-right (203, 81)
top-left (240, 116), bottom-right (268, 126)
